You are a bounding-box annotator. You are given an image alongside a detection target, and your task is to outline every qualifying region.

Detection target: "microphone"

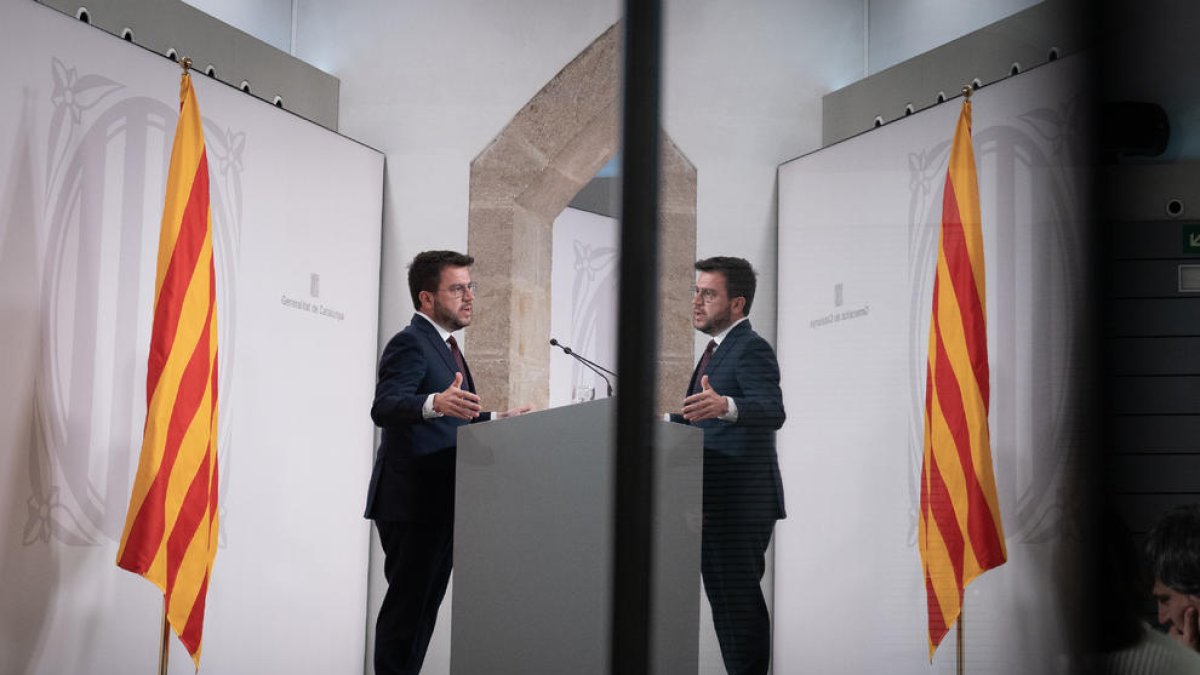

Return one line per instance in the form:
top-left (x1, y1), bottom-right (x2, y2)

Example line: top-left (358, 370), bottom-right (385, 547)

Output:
top-left (550, 338), bottom-right (615, 397)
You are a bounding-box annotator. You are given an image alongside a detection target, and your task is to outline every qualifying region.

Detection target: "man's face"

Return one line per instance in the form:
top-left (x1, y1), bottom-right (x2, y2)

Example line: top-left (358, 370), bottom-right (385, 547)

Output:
top-left (1153, 577), bottom-right (1200, 633)
top-left (692, 270), bottom-right (742, 336)
top-left (424, 265), bottom-right (474, 332)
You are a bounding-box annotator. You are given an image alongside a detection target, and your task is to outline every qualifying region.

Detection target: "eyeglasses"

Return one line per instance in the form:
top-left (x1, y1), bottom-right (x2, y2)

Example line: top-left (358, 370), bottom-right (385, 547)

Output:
top-left (692, 286), bottom-right (721, 304)
top-left (443, 282), bottom-right (478, 298)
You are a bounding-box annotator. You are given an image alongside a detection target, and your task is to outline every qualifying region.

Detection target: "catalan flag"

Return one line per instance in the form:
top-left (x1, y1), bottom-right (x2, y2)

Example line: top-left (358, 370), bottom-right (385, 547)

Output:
top-left (918, 98), bottom-right (1006, 658)
top-left (116, 69), bottom-right (219, 669)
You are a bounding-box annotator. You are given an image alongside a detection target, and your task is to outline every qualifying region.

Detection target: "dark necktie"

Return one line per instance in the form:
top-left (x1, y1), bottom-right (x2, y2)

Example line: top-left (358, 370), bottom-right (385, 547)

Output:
top-left (691, 339), bottom-right (717, 393)
top-left (447, 335), bottom-right (469, 381)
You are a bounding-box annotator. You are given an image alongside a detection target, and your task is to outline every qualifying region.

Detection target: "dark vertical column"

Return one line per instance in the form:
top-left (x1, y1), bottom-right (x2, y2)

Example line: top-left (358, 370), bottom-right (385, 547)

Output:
top-left (611, 0), bottom-right (662, 673)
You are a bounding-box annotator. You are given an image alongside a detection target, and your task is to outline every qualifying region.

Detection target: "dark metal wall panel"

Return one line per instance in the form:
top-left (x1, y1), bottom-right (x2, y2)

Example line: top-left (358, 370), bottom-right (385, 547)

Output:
top-left (1112, 376), bottom-right (1200, 415)
top-left (1113, 493), bottom-right (1200, 533)
top-left (1112, 260), bottom-right (1200, 297)
top-left (1109, 298), bottom-right (1200, 336)
top-left (1113, 220), bottom-right (1200, 259)
top-left (1108, 454), bottom-right (1200, 494)
top-left (1106, 165), bottom-right (1200, 539)
top-left (1113, 415), bottom-right (1200, 454)
top-left (1110, 338), bottom-right (1200, 375)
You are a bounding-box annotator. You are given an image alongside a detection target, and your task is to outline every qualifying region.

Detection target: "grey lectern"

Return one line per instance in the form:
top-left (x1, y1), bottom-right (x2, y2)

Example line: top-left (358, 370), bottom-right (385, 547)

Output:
top-left (450, 397), bottom-right (703, 675)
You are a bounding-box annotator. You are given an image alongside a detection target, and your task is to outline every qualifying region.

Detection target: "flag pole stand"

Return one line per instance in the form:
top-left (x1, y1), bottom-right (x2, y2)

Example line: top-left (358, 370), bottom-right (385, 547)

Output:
top-left (158, 602), bottom-right (170, 675)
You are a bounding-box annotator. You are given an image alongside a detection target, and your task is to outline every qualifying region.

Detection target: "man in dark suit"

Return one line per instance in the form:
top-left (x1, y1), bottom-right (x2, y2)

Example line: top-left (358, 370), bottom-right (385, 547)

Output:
top-left (366, 250), bottom-right (529, 675)
top-left (680, 256), bottom-right (786, 675)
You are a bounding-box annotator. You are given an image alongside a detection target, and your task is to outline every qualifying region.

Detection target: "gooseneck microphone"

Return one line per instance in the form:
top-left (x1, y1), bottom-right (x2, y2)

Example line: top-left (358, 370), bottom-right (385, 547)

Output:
top-left (550, 338), bottom-right (615, 397)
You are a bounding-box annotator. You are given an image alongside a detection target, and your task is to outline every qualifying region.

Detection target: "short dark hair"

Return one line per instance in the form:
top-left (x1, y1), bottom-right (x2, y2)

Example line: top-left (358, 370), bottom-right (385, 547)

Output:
top-left (408, 250), bottom-right (474, 309)
top-left (695, 256), bottom-right (757, 315)
top-left (1145, 504), bottom-right (1200, 595)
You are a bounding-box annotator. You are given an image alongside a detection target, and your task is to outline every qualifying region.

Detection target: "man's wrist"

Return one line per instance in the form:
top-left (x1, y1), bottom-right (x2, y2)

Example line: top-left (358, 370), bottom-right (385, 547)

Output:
top-left (720, 396), bottom-right (738, 422)
top-left (423, 393), bottom-right (443, 418)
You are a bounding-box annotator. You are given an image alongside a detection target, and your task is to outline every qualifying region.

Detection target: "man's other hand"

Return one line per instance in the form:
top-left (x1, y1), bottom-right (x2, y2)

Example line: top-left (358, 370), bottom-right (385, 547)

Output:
top-left (496, 404), bottom-right (534, 420)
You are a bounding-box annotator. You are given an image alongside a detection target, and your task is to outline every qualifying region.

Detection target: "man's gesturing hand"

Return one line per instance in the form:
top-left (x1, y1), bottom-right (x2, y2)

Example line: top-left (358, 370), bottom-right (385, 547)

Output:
top-left (681, 375), bottom-right (728, 422)
top-left (433, 372), bottom-right (481, 420)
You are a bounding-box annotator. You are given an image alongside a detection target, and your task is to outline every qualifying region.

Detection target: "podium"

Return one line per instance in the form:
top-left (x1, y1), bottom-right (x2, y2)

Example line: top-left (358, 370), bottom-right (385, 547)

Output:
top-left (450, 397), bottom-right (703, 674)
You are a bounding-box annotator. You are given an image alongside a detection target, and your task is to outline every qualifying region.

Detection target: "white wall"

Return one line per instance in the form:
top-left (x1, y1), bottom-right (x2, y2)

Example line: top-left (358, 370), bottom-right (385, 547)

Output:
top-left (662, 0), bottom-right (865, 350)
top-left (182, 0), bottom-right (295, 52)
top-left (867, 0), bottom-right (1044, 74)
top-left (294, 0), bottom-right (624, 347)
top-left (291, 0), bottom-right (865, 349)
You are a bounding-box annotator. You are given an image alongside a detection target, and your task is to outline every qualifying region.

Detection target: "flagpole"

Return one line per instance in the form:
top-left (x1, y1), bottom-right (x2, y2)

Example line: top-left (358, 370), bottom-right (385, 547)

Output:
top-left (158, 600), bottom-right (170, 675)
top-left (956, 608), bottom-right (964, 675)
top-left (149, 57), bottom-right (197, 675)
top-left (117, 50), bottom-right (217, 672)
top-left (921, 79), bottom-right (1004, 669)
top-left (955, 83), bottom-right (970, 675)
top-left (154, 58), bottom-right (191, 675)
top-left (955, 85), bottom-right (974, 675)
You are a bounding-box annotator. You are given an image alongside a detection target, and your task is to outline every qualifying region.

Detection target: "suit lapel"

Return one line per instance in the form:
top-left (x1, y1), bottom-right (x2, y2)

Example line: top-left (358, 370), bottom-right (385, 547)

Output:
top-left (688, 320), bottom-right (751, 394)
top-left (411, 315), bottom-right (476, 393)
top-left (710, 320), bottom-right (750, 372)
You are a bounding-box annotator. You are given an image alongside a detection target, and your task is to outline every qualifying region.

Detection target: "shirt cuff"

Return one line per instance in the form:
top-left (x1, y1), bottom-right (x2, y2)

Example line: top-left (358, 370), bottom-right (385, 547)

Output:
top-left (720, 396), bottom-right (738, 422)
top-left (423, 393), bottom-right (443, 419)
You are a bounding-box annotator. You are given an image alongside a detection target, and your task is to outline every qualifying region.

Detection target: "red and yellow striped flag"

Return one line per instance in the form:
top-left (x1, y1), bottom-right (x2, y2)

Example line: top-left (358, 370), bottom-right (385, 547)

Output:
top-left (116, 70), bottom-right (219, 669)
top-left (918, 98), bottom-right (1006, 658)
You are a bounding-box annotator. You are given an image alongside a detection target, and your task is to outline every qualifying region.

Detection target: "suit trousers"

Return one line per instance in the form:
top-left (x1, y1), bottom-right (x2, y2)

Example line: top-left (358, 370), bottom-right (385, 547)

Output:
top-left (701, 450), bottom-right (778, 675)
top-left (374, 518), bottom-right (454, 675)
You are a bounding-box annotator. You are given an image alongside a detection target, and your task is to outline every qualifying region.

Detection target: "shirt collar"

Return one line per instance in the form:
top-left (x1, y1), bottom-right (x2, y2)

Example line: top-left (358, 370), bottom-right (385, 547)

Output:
top-left (710, 316), bottom-right (748, 346)
top-left (415, 311), bottom-right (458, 344)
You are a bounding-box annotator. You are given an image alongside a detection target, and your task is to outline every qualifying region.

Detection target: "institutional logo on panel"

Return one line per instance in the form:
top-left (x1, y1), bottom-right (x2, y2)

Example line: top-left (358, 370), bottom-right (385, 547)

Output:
top-left (24, 59), bottom-right (243, 547)
top-left (808, 282), bottom-right (869, 329)
top-left (280, 270), bottom-right (347, 321)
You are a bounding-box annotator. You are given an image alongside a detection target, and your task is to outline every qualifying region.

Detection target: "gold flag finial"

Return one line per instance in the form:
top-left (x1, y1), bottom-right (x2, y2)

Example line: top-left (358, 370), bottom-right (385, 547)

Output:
top-left (961, 85), bottom-right (973, 100)
top-left (180, 57), bottom-right (192, 73)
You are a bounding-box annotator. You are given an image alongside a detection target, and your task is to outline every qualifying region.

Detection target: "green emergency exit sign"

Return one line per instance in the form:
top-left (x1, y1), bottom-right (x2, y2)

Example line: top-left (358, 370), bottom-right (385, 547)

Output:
top-left (1185, 224), bottom-right (1200, 255)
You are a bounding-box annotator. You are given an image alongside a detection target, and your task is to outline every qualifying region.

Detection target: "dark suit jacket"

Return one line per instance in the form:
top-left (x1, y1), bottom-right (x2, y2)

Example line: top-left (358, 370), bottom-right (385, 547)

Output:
top-left (683, 319), bottom-right (787, 521)
top-left (365, 314), bottom-right (490, 522)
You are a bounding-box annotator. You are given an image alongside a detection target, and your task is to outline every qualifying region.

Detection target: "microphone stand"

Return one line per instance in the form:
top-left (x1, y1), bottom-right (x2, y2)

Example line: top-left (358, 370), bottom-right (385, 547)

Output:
top-left (550, 338), bottom-right (615, 397)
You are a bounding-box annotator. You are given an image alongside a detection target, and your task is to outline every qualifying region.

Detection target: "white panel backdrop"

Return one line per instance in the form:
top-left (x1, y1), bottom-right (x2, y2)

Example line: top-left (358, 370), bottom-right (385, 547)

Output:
top-left (774, 55), bottom-right (1091, 673)
top-left (549, 207), bottom-right (618, 407)
top-left (0, 2), bottom-right (384, 673)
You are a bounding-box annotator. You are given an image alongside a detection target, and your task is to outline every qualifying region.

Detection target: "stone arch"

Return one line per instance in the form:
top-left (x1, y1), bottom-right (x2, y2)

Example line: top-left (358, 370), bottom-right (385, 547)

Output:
top-left (467, 23), bottom-right (696, 412)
